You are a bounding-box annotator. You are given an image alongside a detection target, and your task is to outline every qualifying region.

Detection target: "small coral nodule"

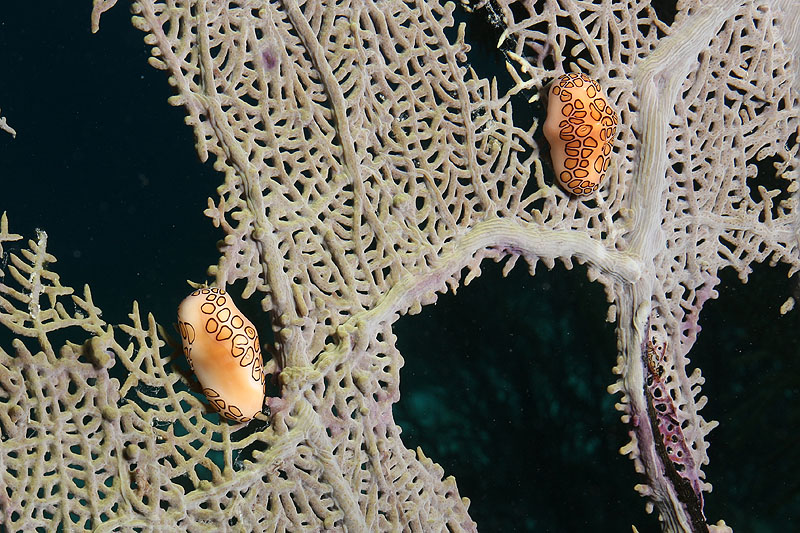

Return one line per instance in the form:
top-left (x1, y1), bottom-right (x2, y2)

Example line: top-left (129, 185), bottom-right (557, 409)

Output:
top-left (544, 72), bottom-right (618, 197)
top-left (177, 288), bottom-right (265, 422)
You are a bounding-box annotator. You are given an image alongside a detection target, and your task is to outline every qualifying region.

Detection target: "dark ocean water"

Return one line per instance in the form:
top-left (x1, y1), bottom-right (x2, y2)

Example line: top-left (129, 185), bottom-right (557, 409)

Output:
top-left (1, 4), bottom-right (798, 532)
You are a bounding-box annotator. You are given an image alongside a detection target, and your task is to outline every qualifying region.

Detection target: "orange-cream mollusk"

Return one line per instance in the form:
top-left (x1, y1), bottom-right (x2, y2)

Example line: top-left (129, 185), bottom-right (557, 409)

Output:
top-left (543, 72), bottom-right (618, 196)
top-left (177, 288), bottom-right (265, 422)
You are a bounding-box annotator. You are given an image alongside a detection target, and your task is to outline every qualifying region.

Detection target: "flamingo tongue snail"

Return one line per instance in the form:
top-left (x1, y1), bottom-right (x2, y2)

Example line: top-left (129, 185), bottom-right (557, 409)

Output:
top-left (177, 288), bottom-right (266, 422)
top-left (543, 72), bottom-right (618, 197)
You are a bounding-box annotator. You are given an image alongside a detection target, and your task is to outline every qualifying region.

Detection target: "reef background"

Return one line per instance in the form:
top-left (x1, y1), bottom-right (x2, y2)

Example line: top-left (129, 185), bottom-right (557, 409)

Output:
top-left (1, 3), bottom-right (798, 531)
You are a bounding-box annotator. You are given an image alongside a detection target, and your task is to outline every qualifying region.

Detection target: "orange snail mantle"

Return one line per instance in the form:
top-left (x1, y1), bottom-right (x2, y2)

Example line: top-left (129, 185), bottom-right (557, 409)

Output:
top-left (177, 288), bottom-right (266, 422)
top-left (543, 72), bottom-right (618, 197)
